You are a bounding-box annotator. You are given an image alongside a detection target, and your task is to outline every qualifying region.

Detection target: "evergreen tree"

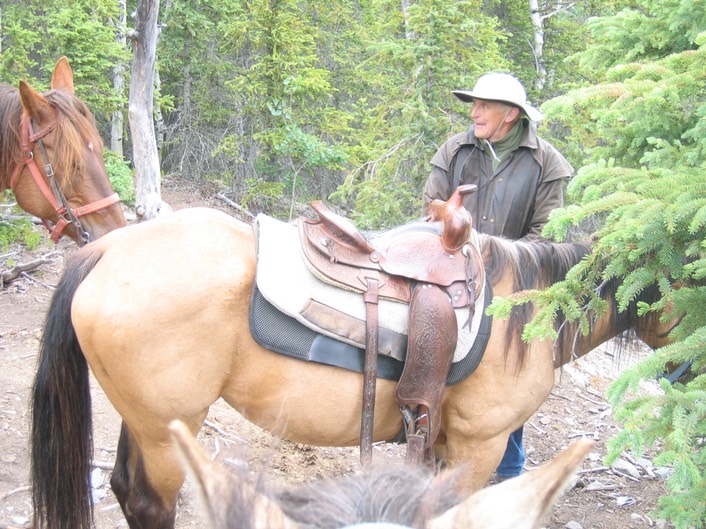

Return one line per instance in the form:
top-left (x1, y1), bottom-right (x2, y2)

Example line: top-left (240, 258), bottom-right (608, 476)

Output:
top-left (0, 0), bottom-right (126, 131)
top-left (492, 2), bottom-right (706, 525)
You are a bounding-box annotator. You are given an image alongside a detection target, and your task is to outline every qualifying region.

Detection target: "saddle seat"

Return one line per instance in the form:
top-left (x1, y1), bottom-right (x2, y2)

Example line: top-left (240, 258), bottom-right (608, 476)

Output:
top-left (300, 184), bottom-right (482, 308)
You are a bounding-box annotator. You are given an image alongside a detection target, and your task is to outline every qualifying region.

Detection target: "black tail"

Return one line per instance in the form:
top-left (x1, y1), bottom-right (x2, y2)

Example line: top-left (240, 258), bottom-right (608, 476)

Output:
top-left (31, 248), bottom-right (103, 529)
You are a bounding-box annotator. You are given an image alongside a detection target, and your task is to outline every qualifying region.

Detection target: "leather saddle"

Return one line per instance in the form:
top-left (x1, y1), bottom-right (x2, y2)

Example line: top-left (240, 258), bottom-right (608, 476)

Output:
top-left (299, 185), bottom-right (484, 466)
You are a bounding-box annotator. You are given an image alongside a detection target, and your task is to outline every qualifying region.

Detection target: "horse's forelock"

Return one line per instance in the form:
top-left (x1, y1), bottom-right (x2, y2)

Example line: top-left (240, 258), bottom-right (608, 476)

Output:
top-left (0, 87), bottom-right (102, 192)
top-left (45, 90), bottom-right (104, 190)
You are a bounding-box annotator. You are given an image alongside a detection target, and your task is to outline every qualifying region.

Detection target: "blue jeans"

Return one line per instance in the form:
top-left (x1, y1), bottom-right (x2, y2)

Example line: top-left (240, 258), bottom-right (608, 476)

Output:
top-left (496, 426), bottom-right (525, 478)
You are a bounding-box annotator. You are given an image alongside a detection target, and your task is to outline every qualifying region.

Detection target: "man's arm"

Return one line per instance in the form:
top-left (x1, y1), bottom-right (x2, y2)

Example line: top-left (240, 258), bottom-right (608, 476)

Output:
top-left (522, 178), bottom-right (567, 242)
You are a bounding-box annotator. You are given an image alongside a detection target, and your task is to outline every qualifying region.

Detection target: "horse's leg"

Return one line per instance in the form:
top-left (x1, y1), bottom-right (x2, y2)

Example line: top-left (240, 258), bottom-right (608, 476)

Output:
top-left (110, 416), bottom-right (207, 529)
top-left (439, 335), bottom-right (556, 493)
top-left (443, 429), bottom-right (512, 491)
top-left (110, 421), bottom-right (175, 529)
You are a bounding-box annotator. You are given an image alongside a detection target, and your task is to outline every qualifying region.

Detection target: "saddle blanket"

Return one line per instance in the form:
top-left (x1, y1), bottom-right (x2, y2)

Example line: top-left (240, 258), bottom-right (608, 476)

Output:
top-left (251, 214), bottom-right (492, 384)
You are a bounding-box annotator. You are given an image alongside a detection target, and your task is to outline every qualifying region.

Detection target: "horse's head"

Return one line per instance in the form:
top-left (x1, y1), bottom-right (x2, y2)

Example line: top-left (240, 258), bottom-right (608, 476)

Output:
top-left (169, 420), bottom-right (592, 529)
top-left (9, 57), bottom-right (126, 245)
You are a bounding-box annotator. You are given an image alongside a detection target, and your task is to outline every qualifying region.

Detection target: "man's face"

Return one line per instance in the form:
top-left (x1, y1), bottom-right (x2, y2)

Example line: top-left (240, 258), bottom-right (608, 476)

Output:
top-left (470, 99), bottom-right (516, 141)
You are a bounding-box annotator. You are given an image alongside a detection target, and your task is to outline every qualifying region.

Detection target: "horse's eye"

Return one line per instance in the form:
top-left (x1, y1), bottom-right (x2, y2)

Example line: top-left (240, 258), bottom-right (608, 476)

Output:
top-left (87, 142), bottom-right (94, 151)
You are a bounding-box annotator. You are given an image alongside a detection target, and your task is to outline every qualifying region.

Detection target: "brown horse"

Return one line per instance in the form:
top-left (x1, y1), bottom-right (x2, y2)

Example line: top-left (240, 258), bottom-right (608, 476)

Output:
top-left (30, 207), bottom-right (672, 529)
top-left (0, 57), bottom-right (126, 245)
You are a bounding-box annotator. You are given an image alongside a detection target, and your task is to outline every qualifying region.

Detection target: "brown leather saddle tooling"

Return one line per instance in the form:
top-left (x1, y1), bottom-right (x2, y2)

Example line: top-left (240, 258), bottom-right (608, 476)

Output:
top-left (299, 185), bottom-right (485, 465)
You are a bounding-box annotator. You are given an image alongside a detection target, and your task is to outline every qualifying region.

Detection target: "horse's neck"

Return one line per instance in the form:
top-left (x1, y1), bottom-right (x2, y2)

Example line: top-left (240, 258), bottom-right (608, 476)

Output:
top-left (554, 307), bottom-right (658, 368)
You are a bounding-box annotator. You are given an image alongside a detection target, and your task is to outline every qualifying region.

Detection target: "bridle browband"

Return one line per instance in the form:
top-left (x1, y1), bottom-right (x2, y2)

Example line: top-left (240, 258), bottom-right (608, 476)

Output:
top-left (9, 116), bottom-right (120, 246)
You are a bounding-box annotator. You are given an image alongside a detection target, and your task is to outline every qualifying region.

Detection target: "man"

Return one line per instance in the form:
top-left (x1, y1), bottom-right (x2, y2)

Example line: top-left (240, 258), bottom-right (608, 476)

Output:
top-left (422, 72), bottom-right (574, 480)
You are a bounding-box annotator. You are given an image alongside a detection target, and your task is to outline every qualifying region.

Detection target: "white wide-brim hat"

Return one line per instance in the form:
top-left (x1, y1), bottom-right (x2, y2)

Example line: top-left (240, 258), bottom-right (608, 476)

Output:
top-left (452, 72), bottom-right (544, 122)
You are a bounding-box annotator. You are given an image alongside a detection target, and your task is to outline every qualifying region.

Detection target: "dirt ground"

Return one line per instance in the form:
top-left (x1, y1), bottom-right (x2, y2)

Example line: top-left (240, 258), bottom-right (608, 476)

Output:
top-left (0, 177), bottom-right (674, 529)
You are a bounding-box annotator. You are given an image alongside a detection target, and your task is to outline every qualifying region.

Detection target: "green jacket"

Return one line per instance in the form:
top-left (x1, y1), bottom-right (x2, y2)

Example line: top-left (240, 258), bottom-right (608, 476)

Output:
top-left (423, 120), bottom-right (574, 241)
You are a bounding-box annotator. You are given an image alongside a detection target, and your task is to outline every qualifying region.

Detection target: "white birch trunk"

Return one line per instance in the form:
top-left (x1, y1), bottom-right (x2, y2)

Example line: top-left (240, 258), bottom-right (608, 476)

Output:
top-left (529, 0), bottom-right (547, 91)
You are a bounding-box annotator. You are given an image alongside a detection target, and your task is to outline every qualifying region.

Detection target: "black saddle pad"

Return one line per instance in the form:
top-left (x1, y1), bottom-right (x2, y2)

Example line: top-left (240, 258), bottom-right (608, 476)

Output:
top-left (248, 279), bottom-right (493, 385)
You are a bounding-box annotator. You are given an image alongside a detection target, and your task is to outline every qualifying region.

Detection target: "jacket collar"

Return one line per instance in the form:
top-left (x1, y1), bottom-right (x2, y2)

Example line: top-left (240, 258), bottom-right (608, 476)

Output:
top-left (464, 119), bottom-right (539, 151)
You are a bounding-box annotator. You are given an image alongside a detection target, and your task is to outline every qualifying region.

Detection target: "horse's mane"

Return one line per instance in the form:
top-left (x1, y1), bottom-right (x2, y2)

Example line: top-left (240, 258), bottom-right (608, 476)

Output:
top-left (479, 234), bottom-right (663, 367)
top-left (480, 235), bottom-right (589, 367)
top-left (0, 84), bottom-right (103, 192)
top-left (0, 85), bottom-right (23, 190)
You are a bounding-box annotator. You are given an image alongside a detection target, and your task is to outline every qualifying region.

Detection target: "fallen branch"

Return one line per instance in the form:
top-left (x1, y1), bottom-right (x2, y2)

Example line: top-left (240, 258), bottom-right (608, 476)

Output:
top-left (215, 193), bottom-right (256, 220)
top-left (577, 392), bottom-right (606, 406)
top-left (1, 252), bottom-right (61, 288)
top-left (577, 466), bottom-right (610, 475)
top-left (0, 485), bottom-right (30, 502)
top-left (527, 421), bottom-right (547, 435)
top-left (568, 431), bottom-right (600, 439)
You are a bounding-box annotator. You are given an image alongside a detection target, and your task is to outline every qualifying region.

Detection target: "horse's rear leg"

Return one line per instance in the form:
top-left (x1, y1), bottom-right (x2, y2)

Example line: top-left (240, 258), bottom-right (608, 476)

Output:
top-left (110, 421), bottom-right (182, 529)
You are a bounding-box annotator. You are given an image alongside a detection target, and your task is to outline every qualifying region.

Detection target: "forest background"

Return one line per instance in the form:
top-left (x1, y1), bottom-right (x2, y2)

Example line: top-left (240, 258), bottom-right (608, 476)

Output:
top-left (0, 0), bottom-right (704, 528)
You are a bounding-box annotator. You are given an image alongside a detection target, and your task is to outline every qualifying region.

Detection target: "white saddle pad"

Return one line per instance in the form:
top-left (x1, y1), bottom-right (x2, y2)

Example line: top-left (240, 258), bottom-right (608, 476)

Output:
top-left (254, 214), bottom-right (485, 363)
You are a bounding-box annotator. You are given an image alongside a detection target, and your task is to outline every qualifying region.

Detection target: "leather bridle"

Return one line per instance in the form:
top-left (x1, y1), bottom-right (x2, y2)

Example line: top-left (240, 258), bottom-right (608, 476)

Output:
top-left (10, 116), bottom-right (120, 246)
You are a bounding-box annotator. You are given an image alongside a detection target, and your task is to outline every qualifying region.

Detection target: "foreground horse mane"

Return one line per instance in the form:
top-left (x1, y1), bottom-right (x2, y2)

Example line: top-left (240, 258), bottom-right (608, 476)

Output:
top-left (169, 420), bottom-right (593, 529)
top-left (277, 465), bottom-right (460, 528)
top-left (0, 84), bottom-right (103, 191)
top-left (208, 463), bottom-right (461, 529)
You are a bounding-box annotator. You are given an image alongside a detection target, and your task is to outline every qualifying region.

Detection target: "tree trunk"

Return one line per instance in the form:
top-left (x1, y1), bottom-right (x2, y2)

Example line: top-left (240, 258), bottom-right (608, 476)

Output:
top-left (129, 0), bottom-right (170, 220)
top-left (111, 0), bottom-right (127, 156)
top-left (155, 67), bottom-right (165, 162)
top-left (528, 0), bottom-right (547, 91)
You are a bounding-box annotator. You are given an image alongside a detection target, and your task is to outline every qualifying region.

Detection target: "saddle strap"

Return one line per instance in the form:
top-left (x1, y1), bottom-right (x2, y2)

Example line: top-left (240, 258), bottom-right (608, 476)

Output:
top-left (360, 276), bottom-right (379, 465)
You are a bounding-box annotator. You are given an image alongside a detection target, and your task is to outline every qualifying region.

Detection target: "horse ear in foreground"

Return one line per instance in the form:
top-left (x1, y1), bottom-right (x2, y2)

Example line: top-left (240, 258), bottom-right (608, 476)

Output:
top-left (0, 56), bottom-right (126, 245)
top-left (169, 420), bottom-right (593, 529)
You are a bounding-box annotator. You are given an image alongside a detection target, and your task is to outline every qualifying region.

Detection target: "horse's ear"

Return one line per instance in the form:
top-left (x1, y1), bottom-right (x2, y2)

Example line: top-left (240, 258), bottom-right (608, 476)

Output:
top-left (18, 80), bottom-right (54, 122)
top-left (169, 420), bottom-right (300, 529)
top-left (429, 439), bottom-right (594, 529)
top-left (51, 56), bottom-right (75, 94)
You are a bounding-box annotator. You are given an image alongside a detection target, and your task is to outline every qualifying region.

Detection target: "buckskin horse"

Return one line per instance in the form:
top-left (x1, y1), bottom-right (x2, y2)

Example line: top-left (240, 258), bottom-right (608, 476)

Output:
top-left (30, 206), bottom-right (672, 529)
top-left (0, 57), bottom-right (126, 245)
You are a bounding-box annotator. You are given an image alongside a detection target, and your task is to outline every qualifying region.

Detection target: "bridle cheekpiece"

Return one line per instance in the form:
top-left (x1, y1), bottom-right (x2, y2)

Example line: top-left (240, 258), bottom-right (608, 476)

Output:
top-left (10, 116), bottom-right (120, 246)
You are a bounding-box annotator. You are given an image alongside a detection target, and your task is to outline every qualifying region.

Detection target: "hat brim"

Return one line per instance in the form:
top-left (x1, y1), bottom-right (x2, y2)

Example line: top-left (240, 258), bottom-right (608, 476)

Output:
top-left (451, 90), bottom-right (544, 122)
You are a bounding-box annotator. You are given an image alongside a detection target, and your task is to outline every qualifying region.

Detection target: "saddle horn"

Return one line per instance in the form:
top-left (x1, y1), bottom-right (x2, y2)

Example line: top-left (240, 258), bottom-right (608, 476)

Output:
top-left (427, 184), bottom-right (477, 252)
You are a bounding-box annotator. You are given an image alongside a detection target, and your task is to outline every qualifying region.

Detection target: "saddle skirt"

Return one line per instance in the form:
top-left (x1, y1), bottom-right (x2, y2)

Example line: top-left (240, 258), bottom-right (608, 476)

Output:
top-left (254, 214), bottom-right (487, 364)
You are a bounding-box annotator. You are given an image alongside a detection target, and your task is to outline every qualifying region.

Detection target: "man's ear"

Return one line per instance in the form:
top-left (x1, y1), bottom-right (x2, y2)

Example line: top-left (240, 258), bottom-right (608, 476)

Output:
top-left (505, 106), bottom-right (521, 122)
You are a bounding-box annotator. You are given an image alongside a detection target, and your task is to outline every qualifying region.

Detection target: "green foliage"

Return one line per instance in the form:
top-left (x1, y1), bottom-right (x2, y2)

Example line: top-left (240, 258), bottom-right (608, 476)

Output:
top-left (239, 178), bottom-right (287, 217)
top-left (488, 164), bottom-right (706, 527)
top-left (0, 213), bottom-right (44, 252)
top-left (104, 151), bottom-right (136, 207)
top-left (568, 0), bottom-right (706, 75)
top-left (503, 163), bottom-right (706, 528)
top-left (543, 39), bottom-right (706, 171)
top-left (0, 0), bottom-right (127, 121)
top-left (605, 375), bottom-right (706, 529)
top-left (490, 5), bottom-right (706, 523)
